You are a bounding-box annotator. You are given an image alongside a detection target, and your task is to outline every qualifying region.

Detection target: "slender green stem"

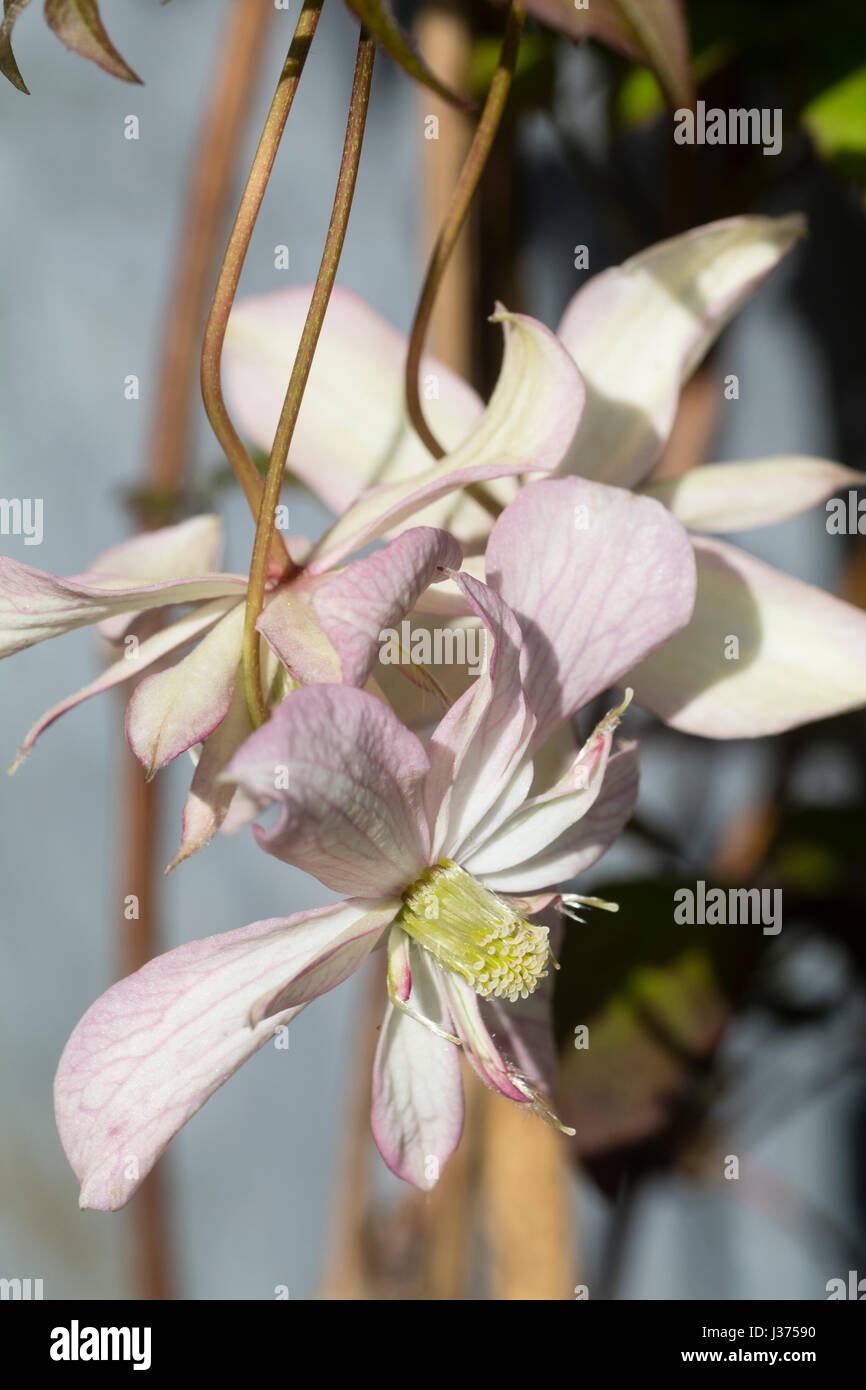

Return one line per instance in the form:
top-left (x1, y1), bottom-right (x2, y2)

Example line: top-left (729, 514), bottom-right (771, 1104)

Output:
top-left (242, 29), bottom-right (376, 727)
top-left (201, 0), bottom-right (323, 571)
top-left (405, 2), bottom-right (525, 460)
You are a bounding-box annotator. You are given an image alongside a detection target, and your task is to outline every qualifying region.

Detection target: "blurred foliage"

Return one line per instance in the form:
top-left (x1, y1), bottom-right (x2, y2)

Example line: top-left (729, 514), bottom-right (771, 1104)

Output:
top-left (687, 0), bottom-right (866, 100)
top-left (553, 878), bottom-right (752, 1167)
top-left (1, 0), bottom-right (142, 93)
top-left (615, 39), bottom-right (732, 125)
top-left (553, 879), bottom-right (751, 1051)
top-left (552, 747), bottom-right (866, 1197)
top-left (468, 31), bottom-right (554, 111)
top-left (611, 0), bottom-right (866, 185)
top-left (514, 0), bottom-right (693, 108)
top-left (803, 67), bottom-right (866, 184)
top-left (0, 0), bottom-right (31, 92)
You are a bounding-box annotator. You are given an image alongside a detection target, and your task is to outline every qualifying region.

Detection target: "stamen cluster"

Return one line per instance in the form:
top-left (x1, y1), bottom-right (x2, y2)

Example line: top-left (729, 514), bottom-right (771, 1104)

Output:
top-left (397, 859), bottom-right (550, 1003)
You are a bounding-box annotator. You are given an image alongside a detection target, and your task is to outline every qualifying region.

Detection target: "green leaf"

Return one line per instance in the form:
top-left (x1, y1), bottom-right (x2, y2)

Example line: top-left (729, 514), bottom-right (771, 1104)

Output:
top-left (521, 0), bottom-right (694, 108)
top-left (616, 65), bottom-right (663, 127)
top-left (803, 66), bottom-right (866, 180)
top-left (687, 0), bottom-right (866, 104)
top-left (343, 0), bottom-right (470, 108)
top-left (43, 0), bottom-right (141, 84)
top-left (616, 41), bottom-right (735, 129)
top-left (1, 0), bottom-right (33, 93)
top-left (468, 31), bottom-right (553, 110)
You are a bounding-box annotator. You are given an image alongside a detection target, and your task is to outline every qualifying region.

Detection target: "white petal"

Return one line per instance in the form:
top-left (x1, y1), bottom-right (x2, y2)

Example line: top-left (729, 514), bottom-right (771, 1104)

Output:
top-left (306, 309), bottom-right (584, 572)
top-left (643, 457), bottom-right (866, 533)
top-left (477, 742), bottom-right (639, 892)
top-left (223, 285), bottom-right (483, 514)
top-left (9, 598), bottom-right (236, 773)
top-left (558, 213), bottom-right (806, 488)
top-left (463, 697), bottom-right (627, 875)
top-left (125, 602), bottom-right (245, 775)
top-left (371, 946), bottom-right (464, 1190)
top-left (55, 899), bottom-right (392, 1210)
top-left (0, 556), bottom-right (244, 657)
top-left (629, 536), bottom-right (866, 737)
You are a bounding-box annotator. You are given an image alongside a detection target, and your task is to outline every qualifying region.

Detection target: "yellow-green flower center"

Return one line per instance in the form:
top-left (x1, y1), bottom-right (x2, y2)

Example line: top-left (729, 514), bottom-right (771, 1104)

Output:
top-left (396, 860), bottom-right (549, 1003)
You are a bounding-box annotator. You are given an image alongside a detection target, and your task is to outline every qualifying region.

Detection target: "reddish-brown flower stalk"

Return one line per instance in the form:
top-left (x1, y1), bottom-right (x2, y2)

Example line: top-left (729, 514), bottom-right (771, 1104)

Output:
top-left (200, 0), bottom-right (324, 574)
top-left (241, 29), bottom-right (377, 728)
top-left (404, 1), bottom-right (525, 465)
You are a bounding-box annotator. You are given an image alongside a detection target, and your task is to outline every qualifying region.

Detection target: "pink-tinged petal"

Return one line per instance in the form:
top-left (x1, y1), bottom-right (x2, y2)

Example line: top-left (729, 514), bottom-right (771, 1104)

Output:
top-left (450, 950), bottom-right (574, 1131)
top-left (643, 457), bottom-right (866, 533)
top-left (371, 946), bottom-right (464, 1191)
top-left (476, 742), bottom-right (639, 892)
top-left (125, 602), bottom-right (245, 777)
top-left (90, 515), bottom-right (225, 642)
top-left (441, 971), bottom-right (532, 1105)
top-left (223, 285), bottom-right (483, 515)
top-left (306, 309), bottom-right (585, 573)
top-left (0, 556), bottom-right (245, 658)
top-left (369, 574), bottom-right (489, 733)
top-left (462, 695), bottom-right (630, 876)
top-left (413, 553), bottom-right (486, 614)
top-left (256, 580), bottom-right (343, 686)
top-left (220, 783), bottom-right (264, 836)
top-left (55, 899), bottom-right (390, 1210)
top-left (223, 685), bottom-right (431, 897)
top-left (381, 643), bottom-right (575, 769)
top-left (387, 924), bottom-right (413, 1004)
top-left (370, 633), bottom-right (468, 731)
top-left (8, 598), bottom-right (236, 774)
top-left (88, 514), bottom-right (224, 581)
top-left (557, 214), bottom-right (806, 489)
top-left (312, 527), bottom-right (463, 687)
top-left (486, 477), bottom-right (696, 749)
top-left (168, 643), bottom-right (293, 867)
top-left (166, 670), bottom-right (253, 872)
top-left (426, 574), bottom-right (536, 862)
top-left (517, 0), bottom-right (692, 107)
top-left (630, 536), bottom-right (866, 737)
top-left (247, 901), bottom-right (397, 1022)
top-left (503, 890), bottom-right (561, 916)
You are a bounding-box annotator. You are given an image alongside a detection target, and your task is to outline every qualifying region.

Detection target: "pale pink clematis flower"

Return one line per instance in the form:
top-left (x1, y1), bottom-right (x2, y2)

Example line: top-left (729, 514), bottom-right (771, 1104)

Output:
top-left (53, 479), bottom-right (696, 1204)
top-left (0, 311), bottom-right (581, 863)
top-left (223, 214), bottom-right (866, 738)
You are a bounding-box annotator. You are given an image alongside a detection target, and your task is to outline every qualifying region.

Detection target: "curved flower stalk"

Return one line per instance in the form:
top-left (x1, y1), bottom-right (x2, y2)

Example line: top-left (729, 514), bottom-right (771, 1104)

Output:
top-left (223, 214), bottom-right (866, 738)
top-left (53, 482), bottom-right (696, 1205)
top-left (1, 312), bottom-right (581, 863)
top-left (0, 516), bottom-right (455, 864)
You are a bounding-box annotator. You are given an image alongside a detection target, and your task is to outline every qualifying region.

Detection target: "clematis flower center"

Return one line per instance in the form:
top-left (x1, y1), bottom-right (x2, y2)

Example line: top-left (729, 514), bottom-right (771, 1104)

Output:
top-left (396, 860), bottom-right (550, 1003)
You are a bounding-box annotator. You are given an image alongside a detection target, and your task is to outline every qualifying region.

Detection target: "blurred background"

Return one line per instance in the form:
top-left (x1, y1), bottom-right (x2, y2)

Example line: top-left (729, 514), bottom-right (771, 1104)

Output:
top-left (1, 0), bottom-right (865, 1299)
